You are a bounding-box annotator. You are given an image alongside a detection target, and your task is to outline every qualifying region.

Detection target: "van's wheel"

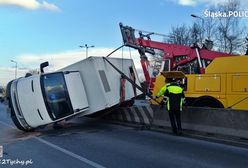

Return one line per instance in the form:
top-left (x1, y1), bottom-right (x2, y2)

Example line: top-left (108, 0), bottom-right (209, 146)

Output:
top-left (192, 96), bottom-right (224, 108)
top-left (7, 81), bottom-right (34, 132)
top-left (10, 110), bottom-right (29, 131)
top-left (10, 108), bottom-right (34, 132)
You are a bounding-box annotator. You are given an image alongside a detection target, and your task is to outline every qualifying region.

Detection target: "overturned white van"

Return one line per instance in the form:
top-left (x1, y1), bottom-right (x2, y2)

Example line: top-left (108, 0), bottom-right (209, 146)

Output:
top-left (7, 57), bottom-right (141, 131)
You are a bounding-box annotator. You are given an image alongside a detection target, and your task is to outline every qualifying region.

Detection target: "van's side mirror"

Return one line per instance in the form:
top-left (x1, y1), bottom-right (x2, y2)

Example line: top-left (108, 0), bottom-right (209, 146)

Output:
top-left (40, 61), bottom-right (49, 74)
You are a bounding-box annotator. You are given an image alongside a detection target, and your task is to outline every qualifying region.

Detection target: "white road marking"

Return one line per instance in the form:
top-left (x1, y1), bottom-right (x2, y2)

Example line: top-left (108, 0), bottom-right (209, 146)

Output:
top-left (0, 120), bottom-right (106, 168)
top-left (35, 137), bottom-right (106, 168)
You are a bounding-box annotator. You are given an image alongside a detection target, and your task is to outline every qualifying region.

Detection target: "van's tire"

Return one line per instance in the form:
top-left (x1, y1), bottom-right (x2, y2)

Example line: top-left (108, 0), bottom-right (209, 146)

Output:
top-left (6, 80), bottom-right (13, 100)
top-left (10, 109), bottom-right (28, 131)
top-left (7, 80), bottom-right (34, 132)
top-left (10, 108), bottom-right (35, 132)
top-left (192, 96), bottom-right (224, 108)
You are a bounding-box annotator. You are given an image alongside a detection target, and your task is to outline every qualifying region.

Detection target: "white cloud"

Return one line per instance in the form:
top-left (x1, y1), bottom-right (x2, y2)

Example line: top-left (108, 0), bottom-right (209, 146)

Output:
top-left (171, 0), bottom-right (248, 7)
top-left (177, 0), bottom-right (197, 6)
top-left (40, 1), bottom-right (59, 11)
top-left (16, 48), bottom-right (142, 71)
top-left (0, 0), bottom-right (60, 11)
top-left (0, 47), bottom-right (148, 86)
top-left (0, 67), bottom-right (27, 86)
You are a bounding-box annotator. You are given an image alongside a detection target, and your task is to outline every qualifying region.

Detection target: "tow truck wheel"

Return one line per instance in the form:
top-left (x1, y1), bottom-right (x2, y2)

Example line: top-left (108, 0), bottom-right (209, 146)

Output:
top-left (192, 96), bottom-right (224, 108)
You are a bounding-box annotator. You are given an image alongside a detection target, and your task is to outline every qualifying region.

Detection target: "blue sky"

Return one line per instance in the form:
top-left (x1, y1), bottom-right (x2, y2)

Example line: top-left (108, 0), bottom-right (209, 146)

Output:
top-left (0, 0), bottom-right (199, 58)
top-left (0, 0), bottom-right (247, 85)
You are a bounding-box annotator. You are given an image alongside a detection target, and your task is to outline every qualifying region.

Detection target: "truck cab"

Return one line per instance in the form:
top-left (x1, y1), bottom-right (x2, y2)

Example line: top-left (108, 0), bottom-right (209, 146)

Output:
top-left (7, 71), bottom-right (89, 131)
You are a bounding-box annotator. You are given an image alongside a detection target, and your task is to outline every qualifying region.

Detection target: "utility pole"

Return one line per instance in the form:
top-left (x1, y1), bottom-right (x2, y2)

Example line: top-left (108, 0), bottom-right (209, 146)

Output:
top-left (79, 44), bottom-right (95, 58)
top-left (10, 60), bottom-right (17, 79)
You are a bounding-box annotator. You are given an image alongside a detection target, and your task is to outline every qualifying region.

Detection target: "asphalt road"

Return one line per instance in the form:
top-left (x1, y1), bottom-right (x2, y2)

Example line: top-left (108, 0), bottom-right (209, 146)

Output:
top-left (1, 103), bottom-right (248, 168)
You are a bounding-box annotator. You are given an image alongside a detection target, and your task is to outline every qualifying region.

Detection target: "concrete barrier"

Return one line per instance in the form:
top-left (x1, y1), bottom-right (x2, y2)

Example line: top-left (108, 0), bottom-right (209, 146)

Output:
top-left (152, 105), bottom-right (248, 138)
top-left (103, 106), bottom-right (153, 126)
top-left (103, 104), bottom-right (248, 139)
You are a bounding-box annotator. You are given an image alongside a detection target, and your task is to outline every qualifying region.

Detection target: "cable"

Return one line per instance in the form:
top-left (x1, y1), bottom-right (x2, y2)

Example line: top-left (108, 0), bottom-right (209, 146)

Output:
top-left (106, 45), bottom-right (125, 57)
top-left (129, 47), bottom-right (132, 59)
top-left (102, 57), bottom-right (160, 104)
top-left (121, 44), bottom-right (124, 72)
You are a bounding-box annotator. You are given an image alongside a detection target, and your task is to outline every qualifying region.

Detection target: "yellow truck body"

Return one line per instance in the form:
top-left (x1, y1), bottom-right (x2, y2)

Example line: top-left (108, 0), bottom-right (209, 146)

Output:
top-left (151, 56), bottom-right (248, 110)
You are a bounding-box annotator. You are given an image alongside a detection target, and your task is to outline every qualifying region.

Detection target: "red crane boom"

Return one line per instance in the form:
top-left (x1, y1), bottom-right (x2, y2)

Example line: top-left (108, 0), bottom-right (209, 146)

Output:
top-left (119, 23), bottom-right (233, 92)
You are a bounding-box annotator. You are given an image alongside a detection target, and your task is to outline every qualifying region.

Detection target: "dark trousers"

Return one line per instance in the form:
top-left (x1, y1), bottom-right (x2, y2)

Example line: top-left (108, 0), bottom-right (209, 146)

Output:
top-left (168, 110), bottom-right (182, 133)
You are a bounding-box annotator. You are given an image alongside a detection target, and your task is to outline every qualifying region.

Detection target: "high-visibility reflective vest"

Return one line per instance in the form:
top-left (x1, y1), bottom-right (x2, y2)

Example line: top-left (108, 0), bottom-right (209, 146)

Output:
top-left (156, 83), bottom-right (171, 97)
top-left (165, 84), bottom-right (185, 111)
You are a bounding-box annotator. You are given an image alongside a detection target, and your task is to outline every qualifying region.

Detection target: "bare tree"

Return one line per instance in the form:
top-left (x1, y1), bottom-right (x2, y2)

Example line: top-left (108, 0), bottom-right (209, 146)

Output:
top-left (190, 22), bottom-right (202, 44)
top-left (204, 16), bottom-right (217, 41)
top-left (166, 23), bottom-right (203, 46)
top-left (166, 0), bottom-right (247, 54)
top-left (148, 51), bottom-right (164, 76)
top-left (214, 0), bottom-right (246, 54)
top-left (167, 24), bottom-right (191, 46)
top-left (245, 37), bottom-right (248, 55)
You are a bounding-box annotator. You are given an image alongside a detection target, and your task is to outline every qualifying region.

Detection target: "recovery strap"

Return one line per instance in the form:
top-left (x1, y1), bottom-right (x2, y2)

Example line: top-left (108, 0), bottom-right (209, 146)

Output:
top-left (102, 57), bottom-right (160, 104)
top-left (129, 66), bottom-right (137, 97)
top-left (120, 75), bottom-right (126, 103)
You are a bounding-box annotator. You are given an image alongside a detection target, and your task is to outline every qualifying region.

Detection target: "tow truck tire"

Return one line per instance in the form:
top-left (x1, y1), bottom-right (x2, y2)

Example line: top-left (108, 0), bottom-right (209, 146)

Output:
top-left (192, 96), bottom-right (224, 108)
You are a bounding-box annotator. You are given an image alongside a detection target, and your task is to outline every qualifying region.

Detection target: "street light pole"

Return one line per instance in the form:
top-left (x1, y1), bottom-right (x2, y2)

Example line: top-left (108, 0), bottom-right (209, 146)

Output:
top-left (191, 14), bottom-right (205, 42)
top-left (79, 44), bottom-right (95, 58)
top-left (11, 60), bottom-right (17, 79)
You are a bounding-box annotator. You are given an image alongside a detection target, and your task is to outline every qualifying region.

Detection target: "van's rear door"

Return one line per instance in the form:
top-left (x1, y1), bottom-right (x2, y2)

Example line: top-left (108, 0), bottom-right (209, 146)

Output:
top-left (64, 71), bottom-right (89, 113)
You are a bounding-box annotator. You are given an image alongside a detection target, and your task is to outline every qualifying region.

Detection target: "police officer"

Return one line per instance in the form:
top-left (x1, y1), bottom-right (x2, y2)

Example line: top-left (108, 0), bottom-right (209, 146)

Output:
top-left (155, 78), bottom-right (185, 135)
top-left (155, 78), bottom-right (172, 99)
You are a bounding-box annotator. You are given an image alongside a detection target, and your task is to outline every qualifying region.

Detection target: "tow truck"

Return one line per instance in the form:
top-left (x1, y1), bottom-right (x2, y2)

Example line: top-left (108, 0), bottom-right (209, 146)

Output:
top-left (120, 23), bottom-right (248, 110)
top-left (119, 23), bottom-right (232, 77)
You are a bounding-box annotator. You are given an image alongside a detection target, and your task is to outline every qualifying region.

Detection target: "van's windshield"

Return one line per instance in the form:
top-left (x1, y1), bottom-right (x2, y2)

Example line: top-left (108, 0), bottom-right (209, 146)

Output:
top-left (41, 72), bottom-right (73, 120)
